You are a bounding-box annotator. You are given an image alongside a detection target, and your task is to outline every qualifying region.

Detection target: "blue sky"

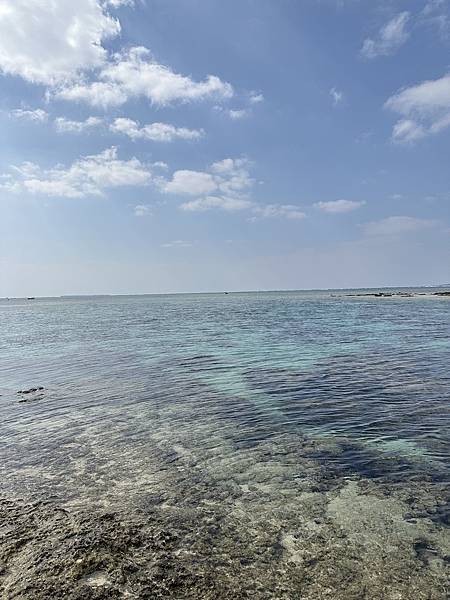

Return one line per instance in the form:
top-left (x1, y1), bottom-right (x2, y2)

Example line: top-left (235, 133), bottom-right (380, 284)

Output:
top-left (0, 0), bottom-right (449, 296)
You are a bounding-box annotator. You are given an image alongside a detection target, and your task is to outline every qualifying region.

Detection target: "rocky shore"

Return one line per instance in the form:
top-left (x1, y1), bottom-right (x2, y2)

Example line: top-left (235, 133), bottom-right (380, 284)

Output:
top-left (343, 291), bottom-right (450, 298)
top-left (1, 462), bottom-right (449, 599)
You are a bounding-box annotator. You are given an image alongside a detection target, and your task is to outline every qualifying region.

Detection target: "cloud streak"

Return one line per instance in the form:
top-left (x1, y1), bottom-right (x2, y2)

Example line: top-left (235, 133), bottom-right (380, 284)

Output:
top-left (9, 108), bottom-right (48, 122)
top-left (314, 199), bottom-right (365, 214)
top-left (54, 116), bottom-right (104, 133)
top-left (110, 118), bottom-right (204, 142)
top-left (361, 12), bottom-right (410, 59)
top-left (362, 216), bottom-right (438, 236)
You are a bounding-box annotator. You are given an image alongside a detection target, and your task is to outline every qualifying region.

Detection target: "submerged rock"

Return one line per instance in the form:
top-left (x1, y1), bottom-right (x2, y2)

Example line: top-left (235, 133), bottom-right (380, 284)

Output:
top-left (17, 386), bottom-right (44, 395)
top-left (0, 485), bottom-right (448, 600)
top-left (17, 386), bottom-right (45, 403)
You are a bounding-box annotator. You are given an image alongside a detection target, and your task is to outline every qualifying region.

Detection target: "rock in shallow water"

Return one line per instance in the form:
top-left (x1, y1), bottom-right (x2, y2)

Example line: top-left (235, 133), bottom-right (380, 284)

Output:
top-left (17, 386), bottom-right (44, 395)
top-left (16, 386), bottom-right (45, 403)
top-left (0, 486), bottom-right (448, 600)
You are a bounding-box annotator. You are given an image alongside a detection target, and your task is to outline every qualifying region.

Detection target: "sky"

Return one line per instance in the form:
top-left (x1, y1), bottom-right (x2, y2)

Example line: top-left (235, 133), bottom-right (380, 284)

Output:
top-left (0, 0), bottom-right (449, 296)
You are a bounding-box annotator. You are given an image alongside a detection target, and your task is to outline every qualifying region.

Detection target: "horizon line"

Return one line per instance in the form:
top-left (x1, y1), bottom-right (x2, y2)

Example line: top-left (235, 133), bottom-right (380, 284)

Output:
top-left (2, 283), bottom-right (450, 300)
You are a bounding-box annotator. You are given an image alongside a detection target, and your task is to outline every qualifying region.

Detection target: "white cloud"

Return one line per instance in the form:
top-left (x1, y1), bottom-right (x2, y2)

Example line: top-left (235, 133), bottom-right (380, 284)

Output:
top-left (161, 240), bottom-right (193, 248)
top-left (152, 161), bottom-right (169, 170)
top-left (214, 91), bottom-right (263, 120)
top-left (249, 92), bottom-right (264, 104)
top-left (0, 3), bottom-right (233, 111)
top-left (110, 117), bottom-right (204, 142)
top-left (162, 157), bottom-right (304, 220)
top-left (252, 204), bottom-right (306, 220)
top-left (180, 196), bottom-right (305, 219)
top-left (391, 119), bottom-right (426, 143)
top-left (163, 170), bottom-right (218, 196)
top-left (363, 216), bottom-right (438, 236)
top-left (161, 158), bottom-right (254, 198)
top-left (0, 174), bottom-right (22, 193)
top-left (385, 73), bottom-right (450, 142)
top-left (314, 199), bottom-right (365, 213)
top-left (0, 0), bottom-right (120, 85)
top-left (330, 87), bottom-right (343, 106)
top-left (180, 196), bottom-right (253, 212)
top-left (211, 158), bottom-right (255, 195)
top-left (228, 109), bottom-right (249, 120)
top-left (56, 46), bottom-right (233, 108)
top-left (3, 147), bottom-right (151, 198)
top-left (55, 81), bottom-right (129, 109)
top-left (361, 12), bottom-right (410, 59)
top-left (54, 116), bottom-right (104, 133)
top-left (209, 158), bottom-right (242, 174)
top-left (104, 0), bottom-right (134, 7)
top-left (134, 204), bottom-right (151, 217)
top-left (9, 108), bottom-right (48, 122)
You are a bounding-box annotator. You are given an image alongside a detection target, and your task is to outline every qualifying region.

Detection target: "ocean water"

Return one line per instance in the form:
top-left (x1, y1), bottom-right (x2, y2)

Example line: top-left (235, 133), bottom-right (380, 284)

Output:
top-left (1, 290), bottom-right (449, 597)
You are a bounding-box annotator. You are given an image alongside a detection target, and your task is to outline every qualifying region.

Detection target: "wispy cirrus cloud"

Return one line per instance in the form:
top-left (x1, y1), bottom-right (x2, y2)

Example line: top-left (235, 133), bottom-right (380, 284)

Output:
top-left (330, 87), bottom-right (344, 106)
top-left (421, 0), bottom-right (450, 38)
top-left (161, 240), bottom-right (193, 248)
top-left (362, 216), bottom-right (438, 236)
top-left (214, 91), bottom-right (264, 120)
top-left (314, 199), bottom-right (365, 213)
top-left (9, 108), bottom-right (49, 122)
top-left (361, 12), bottom-right (410, 59)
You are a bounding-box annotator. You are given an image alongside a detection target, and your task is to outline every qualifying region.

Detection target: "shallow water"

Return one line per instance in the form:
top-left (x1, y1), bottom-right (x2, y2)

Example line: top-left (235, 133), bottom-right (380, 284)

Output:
top-left (0, 290), bottom-right (449, 598)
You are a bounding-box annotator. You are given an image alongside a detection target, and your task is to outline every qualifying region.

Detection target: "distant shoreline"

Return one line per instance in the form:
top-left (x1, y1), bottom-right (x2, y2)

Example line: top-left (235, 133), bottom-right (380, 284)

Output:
top-left (2, 284), bottom-right (450, 301)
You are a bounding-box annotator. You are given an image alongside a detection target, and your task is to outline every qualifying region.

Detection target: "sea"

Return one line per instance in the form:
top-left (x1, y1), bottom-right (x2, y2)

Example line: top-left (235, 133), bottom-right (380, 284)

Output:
top-left (0, 289), bottom-right (449, 597)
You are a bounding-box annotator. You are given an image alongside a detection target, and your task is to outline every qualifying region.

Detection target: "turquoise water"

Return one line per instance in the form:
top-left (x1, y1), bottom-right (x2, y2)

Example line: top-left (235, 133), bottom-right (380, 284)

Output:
top-left (0, 290), bottom-right (449, 597)
top-left (1, 290), bottom-right (449, 487)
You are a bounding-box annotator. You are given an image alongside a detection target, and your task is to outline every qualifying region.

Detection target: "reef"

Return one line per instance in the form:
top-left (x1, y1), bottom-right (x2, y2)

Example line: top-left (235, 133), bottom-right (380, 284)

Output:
top-left (1, 470), bottom-right (448, 598)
